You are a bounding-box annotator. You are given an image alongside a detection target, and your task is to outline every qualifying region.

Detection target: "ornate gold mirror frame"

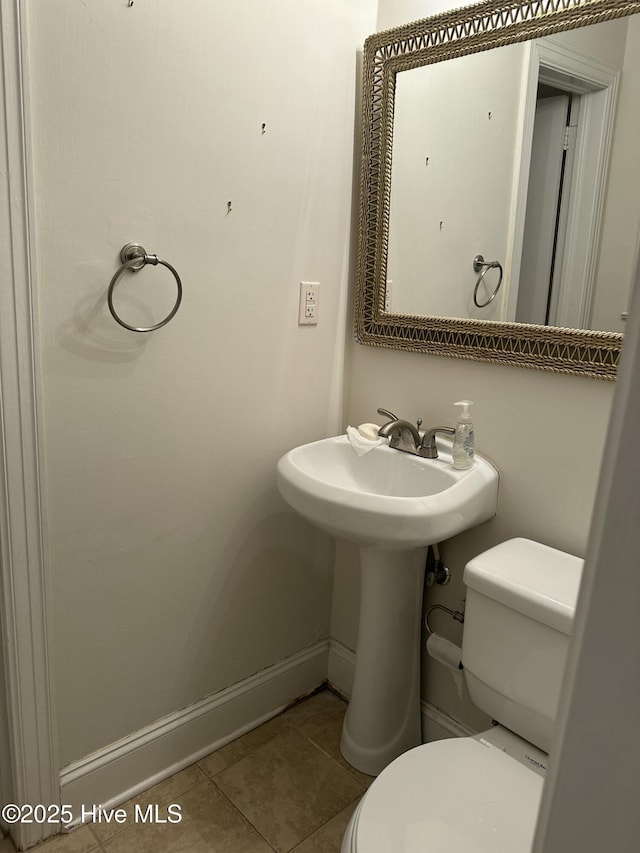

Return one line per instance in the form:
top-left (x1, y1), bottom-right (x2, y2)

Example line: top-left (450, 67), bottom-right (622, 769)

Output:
top-left (355, 0), bottom-right (640, 379)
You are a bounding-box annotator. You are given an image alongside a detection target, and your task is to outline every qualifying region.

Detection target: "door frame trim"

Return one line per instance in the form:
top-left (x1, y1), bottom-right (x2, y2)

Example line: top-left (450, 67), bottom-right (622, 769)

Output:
top-left (507, 37), bottom-right (619, 326)
top-left (0, 1), bottom-right (59, 848)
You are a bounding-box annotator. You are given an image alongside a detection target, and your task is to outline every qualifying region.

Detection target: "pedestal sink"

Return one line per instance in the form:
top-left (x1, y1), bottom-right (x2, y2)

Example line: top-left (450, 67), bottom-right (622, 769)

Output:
top-left (276, 434), bottom-right (499, 775)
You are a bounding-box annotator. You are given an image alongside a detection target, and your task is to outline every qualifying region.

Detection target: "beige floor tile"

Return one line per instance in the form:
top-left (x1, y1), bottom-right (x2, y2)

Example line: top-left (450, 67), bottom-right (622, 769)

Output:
top-left (295, 702), bottom-right (374, 788)
top-left (198, 713), bottom-right (291, 778)
top-left (215, 729), bottom-right (365, 853)
top-left (291, 800), bottom-right (359, 853)
top-left (91, 763), bottom-right (207, 843)
top-left (102, 780), bottom-right (271, 853)
top-left (28, 825), bottom-right (99, 852)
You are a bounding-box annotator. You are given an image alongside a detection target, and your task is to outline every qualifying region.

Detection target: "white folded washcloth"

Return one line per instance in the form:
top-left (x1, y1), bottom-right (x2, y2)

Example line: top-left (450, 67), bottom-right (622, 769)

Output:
top-left (346, 424), bottom-right (385, 456)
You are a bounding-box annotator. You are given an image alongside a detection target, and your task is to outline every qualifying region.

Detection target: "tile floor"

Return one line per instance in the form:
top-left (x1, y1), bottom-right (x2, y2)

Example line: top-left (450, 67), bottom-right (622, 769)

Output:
top-left (2, 688), bottom-right (373, 853)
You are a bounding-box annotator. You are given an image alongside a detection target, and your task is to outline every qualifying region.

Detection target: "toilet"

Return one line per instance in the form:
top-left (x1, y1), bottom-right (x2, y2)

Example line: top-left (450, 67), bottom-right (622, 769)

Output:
top-left (341, 537), bottom-right (583, 852)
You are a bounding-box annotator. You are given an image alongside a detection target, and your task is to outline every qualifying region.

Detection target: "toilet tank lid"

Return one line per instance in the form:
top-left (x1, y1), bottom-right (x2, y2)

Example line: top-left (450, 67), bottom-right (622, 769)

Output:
top-left (464, 538), bottom-right (583, 635)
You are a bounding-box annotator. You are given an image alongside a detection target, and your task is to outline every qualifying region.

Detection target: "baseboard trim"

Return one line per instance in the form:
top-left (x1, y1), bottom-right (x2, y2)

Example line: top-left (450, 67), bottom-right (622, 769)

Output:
top-left (60, 641), bottom-right (329, 822)
top-left (327, 638), bottom-right (475, 742)
top-left (421, 700), bottom-right (476, 740)
top-left (327, 637), bottom-right (355, 699)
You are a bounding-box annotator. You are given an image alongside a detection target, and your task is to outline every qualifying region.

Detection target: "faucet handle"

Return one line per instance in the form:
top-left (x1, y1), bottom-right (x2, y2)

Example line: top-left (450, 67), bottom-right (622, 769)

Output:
top-left (377, 407), bottom-right (399, 422)
top-left (420, 426), bottom-right (455, 459)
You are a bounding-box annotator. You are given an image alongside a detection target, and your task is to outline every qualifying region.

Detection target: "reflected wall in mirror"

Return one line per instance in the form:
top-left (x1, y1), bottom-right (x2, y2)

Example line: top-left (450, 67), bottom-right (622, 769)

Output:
top-left (355, 0), bottom-right (640, 379)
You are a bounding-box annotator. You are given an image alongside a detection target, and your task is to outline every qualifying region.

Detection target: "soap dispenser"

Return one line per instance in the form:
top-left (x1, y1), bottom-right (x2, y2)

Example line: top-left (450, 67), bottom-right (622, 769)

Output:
top-left (452, 400), bottom-right (475, 470)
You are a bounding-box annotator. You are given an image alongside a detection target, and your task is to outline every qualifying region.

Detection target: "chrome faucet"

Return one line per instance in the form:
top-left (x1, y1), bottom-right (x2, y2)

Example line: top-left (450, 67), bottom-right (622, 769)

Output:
top-left (377, 408), bottom-right (455, 459)
top-left (377, 409), bottom-right (423, 455)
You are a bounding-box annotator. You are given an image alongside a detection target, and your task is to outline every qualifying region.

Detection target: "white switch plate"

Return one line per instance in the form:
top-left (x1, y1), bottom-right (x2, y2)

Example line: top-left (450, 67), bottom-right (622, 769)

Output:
top-left (298, 281), bottom-right (320, 325)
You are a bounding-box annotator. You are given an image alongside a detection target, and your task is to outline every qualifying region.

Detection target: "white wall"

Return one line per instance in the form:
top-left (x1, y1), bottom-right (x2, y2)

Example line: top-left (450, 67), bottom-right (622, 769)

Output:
top-left (335, 0), bottom-right (617, 734)
top-left (376, 0), bottom-right (455, 31)
top-left (26, 0), bottom-right (377, 768)
top-left (389, 45), bottom-right (525, 320)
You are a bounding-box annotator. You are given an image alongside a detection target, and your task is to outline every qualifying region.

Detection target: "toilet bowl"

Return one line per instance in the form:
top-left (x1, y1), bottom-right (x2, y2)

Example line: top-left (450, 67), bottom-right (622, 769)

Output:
top-left (342, 727), bottom-right (546, 852)
top-left (341, 538), bottom-right (583, 852)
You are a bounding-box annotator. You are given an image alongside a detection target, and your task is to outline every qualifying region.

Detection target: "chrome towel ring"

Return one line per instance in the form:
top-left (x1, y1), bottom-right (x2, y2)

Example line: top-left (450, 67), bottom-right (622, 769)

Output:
top-left (108, 242), bottom-right (182, 332)
top-left (472, 254), bottom-right (503, 308)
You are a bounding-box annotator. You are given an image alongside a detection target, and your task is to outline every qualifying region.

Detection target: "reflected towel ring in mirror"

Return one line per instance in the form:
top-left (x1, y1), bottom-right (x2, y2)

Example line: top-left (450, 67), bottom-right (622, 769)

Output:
top-left (473, 255), bottom-right (504, 308)
top-left (107, 242), bottom-right (183, 333)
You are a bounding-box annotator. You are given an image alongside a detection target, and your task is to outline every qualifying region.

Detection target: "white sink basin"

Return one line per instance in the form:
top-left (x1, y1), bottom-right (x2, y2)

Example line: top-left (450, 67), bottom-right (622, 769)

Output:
top-left (277, 434), bottom-right (499, 550)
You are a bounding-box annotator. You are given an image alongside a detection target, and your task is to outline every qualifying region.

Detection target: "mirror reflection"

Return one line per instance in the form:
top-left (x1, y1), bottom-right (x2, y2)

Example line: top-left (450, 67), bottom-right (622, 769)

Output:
top-left (386, 15), bottom-right (639, 334)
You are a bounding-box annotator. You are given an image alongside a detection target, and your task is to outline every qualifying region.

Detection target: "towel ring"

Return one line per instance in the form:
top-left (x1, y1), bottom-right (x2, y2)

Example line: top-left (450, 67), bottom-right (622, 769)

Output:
top-left (472, 254), bottom-right (503, 308)
top-left (108, 242), bottom-right (182, 332)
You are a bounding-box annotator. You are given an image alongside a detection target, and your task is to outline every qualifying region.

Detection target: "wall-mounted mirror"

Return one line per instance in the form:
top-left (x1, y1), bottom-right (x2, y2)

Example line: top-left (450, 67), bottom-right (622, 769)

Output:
top-left (354, 0), bottom-right (640, 379)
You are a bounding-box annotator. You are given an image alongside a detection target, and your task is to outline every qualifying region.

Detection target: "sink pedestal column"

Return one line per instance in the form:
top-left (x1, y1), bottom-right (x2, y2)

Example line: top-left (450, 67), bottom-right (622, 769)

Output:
top-left (340, 546), bottom-right (427, 776)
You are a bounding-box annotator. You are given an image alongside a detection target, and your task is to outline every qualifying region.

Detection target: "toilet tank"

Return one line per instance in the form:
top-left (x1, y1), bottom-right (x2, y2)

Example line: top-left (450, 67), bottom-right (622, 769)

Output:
top-left (462, 538), bottom-right (583, 753)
